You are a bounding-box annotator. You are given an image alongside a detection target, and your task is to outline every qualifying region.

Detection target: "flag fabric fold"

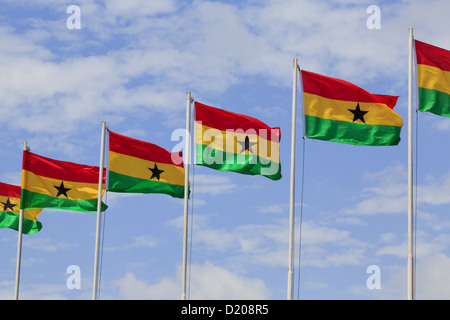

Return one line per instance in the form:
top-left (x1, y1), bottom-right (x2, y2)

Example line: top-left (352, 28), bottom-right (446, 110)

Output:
top-left (20, 151), bottom-right (107, 212)
top-left (415, 40), bottom-right (450, 117)
top-left (194, 102), bottom-right (282, 180)
top-left (301, 70), bottom-right (403, 146)
top-left (108, 131), bottom-right (187, 198)
top-left (0, 182), bottom-right (42, 234)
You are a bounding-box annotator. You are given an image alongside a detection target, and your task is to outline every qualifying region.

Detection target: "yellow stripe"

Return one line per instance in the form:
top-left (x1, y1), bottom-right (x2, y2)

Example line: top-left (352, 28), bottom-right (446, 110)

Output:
top-left (194, 123), bottom-right (280, 163)
top-left (0, 195), bottom-right (20, 214)
top-left (23, 170), bottom-right (104, 201)
top-left (109, 151), bottom-right (185, 186)
top-left (417, 64), bottom-right (450, 95)
top-left (0, 194), bottom-right (42, 221)
top-left (303, 93), bottom-right (403, 127)
top-left (23, 208), bottom-right (42, 222)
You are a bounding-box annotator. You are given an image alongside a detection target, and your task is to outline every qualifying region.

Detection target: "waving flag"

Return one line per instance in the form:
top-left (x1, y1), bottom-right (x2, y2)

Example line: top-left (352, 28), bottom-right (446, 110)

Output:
top-left (415, 40), bottom-right (450, 117)
top-left (0, 182), bottom-right (42, 234)
top-left (195, 102), bottom-right (281, 180)
top-left (108, 131), bottom-right (186, 198)
top-left (302, 70), bottom-right (403, 146)
top-left (20, 151), bottom-right (107, 212)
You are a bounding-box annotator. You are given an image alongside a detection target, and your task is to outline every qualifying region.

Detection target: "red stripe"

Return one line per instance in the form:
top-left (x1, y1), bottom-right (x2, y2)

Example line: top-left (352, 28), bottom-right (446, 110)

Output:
top-left (108, 131), bottom-right (184, 167)
top-left (22, 151), bottom-right (105, 183)
top-left (0, 182), bottom-right (20, 198)
top-left (194, 102), bottom-right (281, 142)
top-left (301, 70), bottom-right (399, 109)
top-left (415, 40), bottom-right (450, 72)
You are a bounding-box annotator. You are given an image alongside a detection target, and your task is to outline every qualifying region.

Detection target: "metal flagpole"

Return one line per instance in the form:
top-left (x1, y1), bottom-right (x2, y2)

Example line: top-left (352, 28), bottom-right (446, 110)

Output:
top-left (181, 92), bottom-right (192, 300)
top-left (14, 141), bottom-right (29, 300)
top-left (407, 27), bottom-right (414, 301)
top-left (287, 58), bottom-right (298, 300)
top-left (92, 121), bottom-right (107, 300)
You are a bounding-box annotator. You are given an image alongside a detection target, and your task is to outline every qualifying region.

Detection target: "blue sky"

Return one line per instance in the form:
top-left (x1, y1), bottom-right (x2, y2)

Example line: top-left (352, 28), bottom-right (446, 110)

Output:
top-left (1, 0), bottom-right (450, 300)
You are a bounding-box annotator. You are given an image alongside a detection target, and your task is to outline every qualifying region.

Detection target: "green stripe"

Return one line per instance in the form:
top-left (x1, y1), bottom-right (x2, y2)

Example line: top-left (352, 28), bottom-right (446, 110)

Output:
top-left (418, 87), bottom-right (450, 117)
top-left (108, 171), bottom-right (186, 199)
top-left (21, 189), bottom-right (107, 212)
top-left (305, 115), bottom-right (401, 146)
top-left (195, 144), bottom-right (282, 180)
top-left (0, 211), bottom-right (42, 235)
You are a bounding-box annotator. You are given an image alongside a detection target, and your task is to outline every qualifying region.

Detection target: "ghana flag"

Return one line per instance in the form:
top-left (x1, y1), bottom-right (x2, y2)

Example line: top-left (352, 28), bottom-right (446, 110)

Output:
top-left (0, 182), bottom-right (42, 234)
top-left (194, 102), bottom-right (281, 180)
top-left (108, 131), bottom-right (186, 198)
top-left (302, 70), bottom-right (403, 146)
top-left (21, 151), bottom-right (107, 212)
top-left (415, 40), bottom-right (450, 117)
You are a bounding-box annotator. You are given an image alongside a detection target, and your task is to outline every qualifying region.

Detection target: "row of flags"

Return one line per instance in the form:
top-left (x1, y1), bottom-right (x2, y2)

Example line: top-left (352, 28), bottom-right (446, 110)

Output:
top-left (0, 38), bottom-right (448, 235)
top-left (302, 39), bottom-right (449, 147)
top-left (0, 130), bottom-right (187, 235)
top-left (0, 104), bottom-right (284, 234)
top-left (0, 36), bottom-right (448, 300)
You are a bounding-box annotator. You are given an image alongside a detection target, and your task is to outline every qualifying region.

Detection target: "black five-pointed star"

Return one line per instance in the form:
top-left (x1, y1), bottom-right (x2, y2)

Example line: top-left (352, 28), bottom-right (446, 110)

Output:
top-left (54, 181), bottom-right (71, 198)
top-left (238, 136), bottom-right (257, 153)
top-left (348, 103), bottom-right (369, 124)
top-left (149, 163), bottom-right (164, 181)
top-left (1, 198), bottom-right (17, 211)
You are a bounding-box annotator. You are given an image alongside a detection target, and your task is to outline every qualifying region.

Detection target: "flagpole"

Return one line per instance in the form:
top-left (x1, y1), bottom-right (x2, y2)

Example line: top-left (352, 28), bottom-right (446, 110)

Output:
top-left (407, 27), bottom-right (414, 300)
top-left (92, 121), bottom-right (107, 300)
top-left (14, 141), bottom-right (28, 300)
top-left (287, 58), bottom-right (298, 300)
top-left (181, 92), bottom-right (192, 300)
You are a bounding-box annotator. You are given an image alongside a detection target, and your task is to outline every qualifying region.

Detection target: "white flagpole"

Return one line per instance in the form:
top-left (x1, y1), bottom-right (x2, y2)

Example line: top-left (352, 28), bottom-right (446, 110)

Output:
top-left (92, 121), bottom-right (107, 300)
top-left (14, 141), bottom-right (28, 300)
top-left (287, 58), bottom-right (298, 300)
top-left (407, 27), bottom-right (414, 300)
top-left (181, 92), bottom-right (192, 300)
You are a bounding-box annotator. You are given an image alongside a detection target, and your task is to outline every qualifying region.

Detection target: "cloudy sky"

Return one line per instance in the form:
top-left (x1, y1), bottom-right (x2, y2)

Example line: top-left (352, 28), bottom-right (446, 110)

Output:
top-left (1, 0), bottom-right (450, 300)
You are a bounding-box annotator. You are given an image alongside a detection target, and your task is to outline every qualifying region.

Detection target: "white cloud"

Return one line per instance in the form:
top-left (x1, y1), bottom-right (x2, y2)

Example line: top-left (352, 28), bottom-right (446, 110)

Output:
top-left (102, 234), bottom-right (159, 253)
top-left (373, 248), bottom-right (450, 299)
top-left (104, 0), bottom-right (177, 18)
top-left (112, 272), bottom-right (179, 299)
top-left (178, 214), bottom-right (367, 269)
top-left (127, 235), bottom-right (158, 248)
top-left (23, 238), bottom-right (74, 252)
top-left (417, 173), bottom-right (450, 206)
top-left (0, 281), bottom-right (15, 300)
top-left (416, 253), bottom-right (450, 299)
top-left (1, 0), bottom-right (449, 138)
top-left (379, 232), bottom-right (397, 244)
top-left (193, 174), bottom-right (237, 196)
top-left (335, 216), bottom-right (367, 226)
top-left (342, 164), bottom-right (407, 215)
top-left (188, 262), bottom-right (269, 299)
top-left (342, 165), bottom-right (450, 217)
top-left (376, 241), bottom-right (405, 258)
top-left (300, 220), bottom-right (365, 248)
top-left (0, 280), bottom-right (80, 300)
top-left (257, 204), bottom-right (285, 214)
top-left (299, 221), bottom-right (368, 268)
top-left (112, 261), bottom-right (269, 299)
top-left (18, 283), bottom-right (70, 300)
